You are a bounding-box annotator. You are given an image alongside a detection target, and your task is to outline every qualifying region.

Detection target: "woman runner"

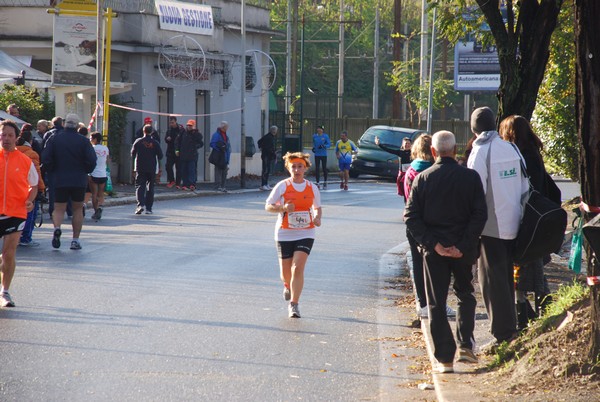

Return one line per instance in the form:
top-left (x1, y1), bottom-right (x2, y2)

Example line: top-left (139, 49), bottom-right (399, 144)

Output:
top-left (265, 152), bottom-right (322, 318)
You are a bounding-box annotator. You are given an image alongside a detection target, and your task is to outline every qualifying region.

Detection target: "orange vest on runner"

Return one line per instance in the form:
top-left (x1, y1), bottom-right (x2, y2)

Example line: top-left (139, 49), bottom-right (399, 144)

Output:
top-left (281, 179), bottom-right (315, 230)
top-left (0, 149), bottom-right (33, 219)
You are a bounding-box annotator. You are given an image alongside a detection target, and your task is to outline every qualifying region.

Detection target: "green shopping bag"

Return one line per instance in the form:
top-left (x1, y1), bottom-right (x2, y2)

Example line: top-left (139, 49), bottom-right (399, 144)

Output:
top-left (105, 164), bottom-right (113, 194)
top-left (569, 217), bottom-right (583, 273)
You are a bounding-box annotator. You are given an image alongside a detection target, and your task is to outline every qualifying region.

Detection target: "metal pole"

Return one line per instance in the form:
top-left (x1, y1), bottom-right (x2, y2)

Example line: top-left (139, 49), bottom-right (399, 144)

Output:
top-left (102, 7), bottom-right (113, 140)
top-left (95, 0), bottom-right (104, 133)
top-left (337, 0), bottom-right (344, 118)
top-left (299, 15), bottom-right (305, 145)
top-left (426, 7), bottom-right (436, 134)
top-left (419, 0), bottom-right (428, 121)
top-left (285, 0), bottom-right (292, 116)
top-left (240, 0), bottom-right (246, 188)
top-left (372, 0), bottom-right (380, 119)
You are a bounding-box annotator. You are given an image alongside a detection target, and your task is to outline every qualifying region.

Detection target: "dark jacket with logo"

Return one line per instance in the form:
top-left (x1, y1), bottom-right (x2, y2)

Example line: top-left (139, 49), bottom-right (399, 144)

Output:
top-left (131, 135), bottom-right (163, 173)
top-left (404, 157), bottom-right (487, 264)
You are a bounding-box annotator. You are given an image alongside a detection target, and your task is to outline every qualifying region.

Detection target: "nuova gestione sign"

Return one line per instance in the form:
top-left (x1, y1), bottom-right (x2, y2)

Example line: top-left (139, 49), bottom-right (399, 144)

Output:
top-left (155, 0), bottom-right (214, 36)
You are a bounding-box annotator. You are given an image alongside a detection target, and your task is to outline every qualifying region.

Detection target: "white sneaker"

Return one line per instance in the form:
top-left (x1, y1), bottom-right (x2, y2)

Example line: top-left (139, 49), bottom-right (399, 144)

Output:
top-left (446, 305), bottom-right (457, 317)
top-left (266, 184), bottom-right (272, 190)
top-left (435, 362), bottom-right (454, 373)
top-left (419, 306), bottom-right (429, 318)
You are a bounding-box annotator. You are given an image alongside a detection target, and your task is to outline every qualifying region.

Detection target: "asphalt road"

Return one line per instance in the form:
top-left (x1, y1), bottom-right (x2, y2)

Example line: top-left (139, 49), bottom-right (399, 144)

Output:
top-left (0, 181), bottom-right (430, 401)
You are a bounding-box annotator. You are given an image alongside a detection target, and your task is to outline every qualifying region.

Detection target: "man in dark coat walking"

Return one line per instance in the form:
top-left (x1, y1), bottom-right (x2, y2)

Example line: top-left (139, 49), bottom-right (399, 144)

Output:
top-left (131, 124), bottom-right (164, 215)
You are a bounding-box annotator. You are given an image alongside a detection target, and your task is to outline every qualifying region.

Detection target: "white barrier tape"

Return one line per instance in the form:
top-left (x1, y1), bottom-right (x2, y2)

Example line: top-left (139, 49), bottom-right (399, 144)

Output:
top-left (107, 102), bottom-right (244, 118)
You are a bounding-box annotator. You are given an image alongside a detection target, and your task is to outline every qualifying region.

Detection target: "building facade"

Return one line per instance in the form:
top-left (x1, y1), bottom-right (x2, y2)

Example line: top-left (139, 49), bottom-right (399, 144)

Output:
top-left (0, 0), bottom-right (276, 183)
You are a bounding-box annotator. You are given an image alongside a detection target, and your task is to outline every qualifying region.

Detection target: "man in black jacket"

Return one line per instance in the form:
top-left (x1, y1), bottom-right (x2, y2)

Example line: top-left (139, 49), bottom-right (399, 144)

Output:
top-left (176, 119), bottom-right (203, 190)
top-left (131, 125), bottom-right (163, 214)
top-left (404, 130), bottom-right (487, 374)
top-left (164, 116), bottom-right (184, 188)
top-left (258, 125), bottom-right (277, 190)
top-left (133, 117), bottom-right (160, 143)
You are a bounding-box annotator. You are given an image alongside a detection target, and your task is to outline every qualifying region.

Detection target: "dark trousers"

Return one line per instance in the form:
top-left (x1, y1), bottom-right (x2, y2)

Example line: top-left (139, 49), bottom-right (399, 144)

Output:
top-left (135, 171), bottom-right (155, 210)
top-left (478, 235), bottom-right (517, 342)
top-left (165, 155), bottom-right (181, 185)
top-left (314, 156), bottom-right (328, 183)
top-left (423, 251), bottom-right (476, 363)
top-left (261, 156), bottom-right (274, 186)
top-left (20, 200), bottom-right (39, 243)
top-left (407, 230), bottom-right (427, 308)
top-left (181, 159), bottom-right (197, 187)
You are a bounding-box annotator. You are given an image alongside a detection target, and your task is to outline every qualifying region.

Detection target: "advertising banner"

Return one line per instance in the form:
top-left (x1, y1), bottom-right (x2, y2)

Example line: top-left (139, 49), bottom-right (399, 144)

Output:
top-left (155, 0), bottom-right (214, 36)
top-left (52, 15), bottom-right (97, 86)
top-left (454, 40), bottom-right (500, 91)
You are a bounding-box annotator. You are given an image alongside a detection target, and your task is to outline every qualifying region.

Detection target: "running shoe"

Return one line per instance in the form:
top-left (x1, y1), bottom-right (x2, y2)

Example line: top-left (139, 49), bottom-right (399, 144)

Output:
top-left (344, 184), bottom-right (348, 191)
top-left (135, 206), bottom-right (144, 215)
top-left (166, 181), bottom-right (175, 188)
top-left (52, 228), bottom-right (62, 249)
top-left (145, 210), bottom-right (153, 215)
top-left (446, 305), bottom-right (457, 317)
top-left (456, 347), bottom-right (478, 363)
top-left (96, 207), bottom-right (103, 220)
top-left (0, 292), bottom-right (15, 308)
top-left (283, 286), bottom-right (291, 301)
top-left (322, 183), bottom-right (327, 190)
top-left (182, 186), bottom-right (189, 191)
top-left (70, 240), bottom-right (82, 250)
top-left (435, 362), bottom-right (454, 373)
top-left (288, 303), bottom-right (301, 318)
top-left (19, 240), bottom-right (40, 247)
top-left (176, 185), bottom-right (181, 190)
top-left (189, 185), bottom-right (196, 191)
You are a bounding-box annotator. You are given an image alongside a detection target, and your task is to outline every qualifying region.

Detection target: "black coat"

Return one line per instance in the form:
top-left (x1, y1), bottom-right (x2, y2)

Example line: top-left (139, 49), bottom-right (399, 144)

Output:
top-left (258, 132), bottom-right (276, 160)
top-left (131, 136), bottom-right (163, 173)
top-left (404, 157), bottom-right (488, 264)
top-left (176, 129), bottom-right (204, 161)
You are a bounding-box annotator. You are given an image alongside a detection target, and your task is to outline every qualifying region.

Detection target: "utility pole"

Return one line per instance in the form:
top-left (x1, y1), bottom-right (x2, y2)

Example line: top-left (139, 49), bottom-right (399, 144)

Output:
top-left (337, 0), bottom-right (345, 118)
top-left (392, 0), bottom-right (402, 119)
top-left (290, 0), bottom-right (298, 132)
top-left (373, 0), bottom-right (380, 119)
top-left (426, 7), bottom-right (436, 134)
top-left (419, 0), bottom-right (429, 122)
top-left (240, 0), bottom-right (246, 188)
top-left (95, 0), bottom-right (104, 134)
top-left (285, 0), bottom-right (292, 117)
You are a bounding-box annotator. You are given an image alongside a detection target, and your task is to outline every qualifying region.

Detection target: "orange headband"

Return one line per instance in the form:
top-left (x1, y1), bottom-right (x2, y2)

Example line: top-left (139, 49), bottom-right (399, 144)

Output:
top-left (290, 158), bottom-right (307, 166)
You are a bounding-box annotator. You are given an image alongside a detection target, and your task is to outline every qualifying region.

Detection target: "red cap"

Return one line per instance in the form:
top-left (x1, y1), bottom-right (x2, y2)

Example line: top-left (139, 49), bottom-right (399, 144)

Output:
top-left (187, 119), bottom-right (196, 127)
top-left (144, 117), bottom-right (152, 124)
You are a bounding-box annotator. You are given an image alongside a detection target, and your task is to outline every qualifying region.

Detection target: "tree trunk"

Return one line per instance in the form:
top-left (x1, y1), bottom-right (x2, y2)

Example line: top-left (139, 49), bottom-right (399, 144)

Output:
top-left (575, 0), bottom-right (600, 361)
top-left (478, 0), bottom-right (562, 122)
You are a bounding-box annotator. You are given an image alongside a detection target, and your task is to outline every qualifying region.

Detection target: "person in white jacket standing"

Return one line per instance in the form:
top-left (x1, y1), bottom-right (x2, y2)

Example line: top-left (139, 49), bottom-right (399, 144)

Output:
top-left (467, 107), bottom-right (529, 351)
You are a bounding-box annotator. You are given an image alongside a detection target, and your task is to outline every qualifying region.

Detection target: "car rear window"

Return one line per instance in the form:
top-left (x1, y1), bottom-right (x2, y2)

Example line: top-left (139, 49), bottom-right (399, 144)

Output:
top-left (360, 128), bottom-right (411, 148)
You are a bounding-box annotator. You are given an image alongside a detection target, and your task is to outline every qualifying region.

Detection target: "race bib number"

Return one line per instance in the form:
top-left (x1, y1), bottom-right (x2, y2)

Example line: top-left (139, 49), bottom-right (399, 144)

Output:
top-left (287, 211), bottom-right (312, 229)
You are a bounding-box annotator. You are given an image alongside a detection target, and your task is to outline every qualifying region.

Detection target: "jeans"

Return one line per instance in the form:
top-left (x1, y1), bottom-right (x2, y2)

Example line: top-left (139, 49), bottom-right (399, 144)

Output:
top-left (181, 159), bottom-right (197, 187)
top-left (261, 156), bottom-right (274, 186)
top-left (19, 200), bottom-right (39, 243)
top-left (165, 154), bottom-right (181, 185)
top-left (314, 156), bottom-right (328, 183)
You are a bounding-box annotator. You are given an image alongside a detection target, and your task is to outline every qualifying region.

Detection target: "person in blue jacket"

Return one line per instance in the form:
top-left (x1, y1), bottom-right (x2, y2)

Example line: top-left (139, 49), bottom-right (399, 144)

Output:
top-left (209, 121), bottom-right (231, 192)
top-left (312, 125), bottom-right (331, 189)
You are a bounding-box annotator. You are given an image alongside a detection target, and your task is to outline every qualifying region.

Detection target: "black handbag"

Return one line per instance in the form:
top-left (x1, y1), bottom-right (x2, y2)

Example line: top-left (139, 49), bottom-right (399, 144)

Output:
top-left (209, 148), bottom-right (226, 168)
top-left (512, 150), bottom-right (567, 265)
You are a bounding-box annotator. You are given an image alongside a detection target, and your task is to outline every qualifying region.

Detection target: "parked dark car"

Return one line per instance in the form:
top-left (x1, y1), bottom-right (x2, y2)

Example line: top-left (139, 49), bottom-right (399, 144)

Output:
top-left (350, 125), bottom-right (425, 178)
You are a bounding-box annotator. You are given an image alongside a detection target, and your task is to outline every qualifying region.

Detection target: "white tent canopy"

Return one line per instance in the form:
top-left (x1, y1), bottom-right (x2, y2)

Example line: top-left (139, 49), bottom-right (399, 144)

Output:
top-left (0, 50), bottom-right (51, 88)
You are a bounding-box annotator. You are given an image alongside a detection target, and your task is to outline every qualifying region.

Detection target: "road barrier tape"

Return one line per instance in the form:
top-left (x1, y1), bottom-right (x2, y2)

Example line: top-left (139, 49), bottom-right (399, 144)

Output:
top-left (587, 276), bottom-right (600, 286)
top-left (107, 102), bottom-right (244, 118)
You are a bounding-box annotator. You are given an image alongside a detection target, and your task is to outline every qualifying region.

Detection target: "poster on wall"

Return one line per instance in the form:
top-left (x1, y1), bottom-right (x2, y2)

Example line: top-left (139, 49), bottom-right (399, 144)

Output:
top-left (52, 15), bottom-right (97, 86)
top-left (453, 38), bottom-right (500, 91)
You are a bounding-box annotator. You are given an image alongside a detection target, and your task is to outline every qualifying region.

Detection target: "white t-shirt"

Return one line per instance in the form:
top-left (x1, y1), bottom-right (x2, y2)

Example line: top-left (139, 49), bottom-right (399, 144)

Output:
top-left (91, 144), bottom-right (109, 178)
top-left (265, 179), bottom-right (321, 241)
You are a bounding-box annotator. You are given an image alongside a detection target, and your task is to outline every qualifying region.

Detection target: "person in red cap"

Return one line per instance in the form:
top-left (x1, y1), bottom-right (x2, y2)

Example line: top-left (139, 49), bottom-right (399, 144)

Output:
top-left (176, 119), bottom-right (204, 190)
top-left (133, 117), bottom-right (160, 144)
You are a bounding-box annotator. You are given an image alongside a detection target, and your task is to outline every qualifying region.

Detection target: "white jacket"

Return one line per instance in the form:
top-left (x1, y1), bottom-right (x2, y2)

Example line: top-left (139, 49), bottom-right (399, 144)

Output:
top-left (467, 131), bottom-right (529, 240)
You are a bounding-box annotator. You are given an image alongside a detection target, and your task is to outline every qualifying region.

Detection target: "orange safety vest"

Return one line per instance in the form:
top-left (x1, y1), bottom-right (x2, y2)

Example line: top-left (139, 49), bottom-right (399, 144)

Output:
top-left (281, 179), bottom-right (315, 230)
top-left (0, 149), bottom-right (33, 219)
